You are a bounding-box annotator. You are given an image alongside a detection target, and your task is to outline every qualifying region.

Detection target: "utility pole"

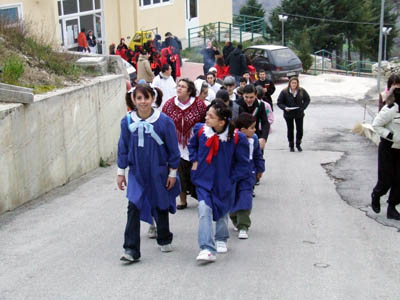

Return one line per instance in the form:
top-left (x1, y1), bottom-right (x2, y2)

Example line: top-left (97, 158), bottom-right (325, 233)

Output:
top-left (377, 0), bottom-right (385, 93)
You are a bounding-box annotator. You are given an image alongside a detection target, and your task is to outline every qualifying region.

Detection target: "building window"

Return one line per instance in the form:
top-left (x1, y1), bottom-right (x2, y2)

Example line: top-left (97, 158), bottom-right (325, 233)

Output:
top-left (58, 0), bottom-right (102, 16)
top-left (0, 3), bottom-right (23, 24)
top-left (139, 0), bottom-right (171, 8)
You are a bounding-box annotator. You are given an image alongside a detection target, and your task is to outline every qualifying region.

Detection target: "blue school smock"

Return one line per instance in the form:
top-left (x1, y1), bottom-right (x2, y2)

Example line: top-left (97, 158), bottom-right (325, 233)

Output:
top-left (188, 123), bottom-right (250, 221)
top-left (231, 134), bottom-right (265, 212)
top-left (117, 110), bottom-right (181, 224)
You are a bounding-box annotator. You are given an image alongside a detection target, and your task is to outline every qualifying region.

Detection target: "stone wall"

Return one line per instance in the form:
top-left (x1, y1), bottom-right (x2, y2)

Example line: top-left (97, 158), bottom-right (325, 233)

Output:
top-left (0, 75), bottom-right (126, 213)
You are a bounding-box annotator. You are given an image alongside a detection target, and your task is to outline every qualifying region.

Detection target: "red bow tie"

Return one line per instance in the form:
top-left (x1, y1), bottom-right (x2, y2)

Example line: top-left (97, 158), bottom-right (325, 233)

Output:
top-left (205, 134), bottom-right (219, 164)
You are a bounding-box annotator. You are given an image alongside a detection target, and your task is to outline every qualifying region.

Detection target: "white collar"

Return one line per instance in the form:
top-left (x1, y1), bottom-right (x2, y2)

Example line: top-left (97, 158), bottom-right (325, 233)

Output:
top-left (131, 109), bottom-right (161, 124)
top-left (174, 96), bottom-right (195, 109)
top-left (203, 124), bottom-right (228, 142)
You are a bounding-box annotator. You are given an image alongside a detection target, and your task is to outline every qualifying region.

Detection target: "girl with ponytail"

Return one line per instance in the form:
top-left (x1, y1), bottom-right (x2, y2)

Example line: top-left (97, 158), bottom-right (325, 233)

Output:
top-left (117, 84), bottom-right (181, 262)
top-left (188, 99), bottom-right (250, 263)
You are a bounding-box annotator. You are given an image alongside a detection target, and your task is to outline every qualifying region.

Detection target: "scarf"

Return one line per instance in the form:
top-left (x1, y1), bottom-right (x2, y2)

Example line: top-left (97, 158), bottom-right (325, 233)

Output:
top-left (163, 97), bottom-right (206, 148)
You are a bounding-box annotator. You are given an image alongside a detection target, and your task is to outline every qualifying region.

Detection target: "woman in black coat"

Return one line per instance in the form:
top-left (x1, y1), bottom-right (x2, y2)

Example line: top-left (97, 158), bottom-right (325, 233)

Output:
top-left (277, 77), bottom-right (310, 152)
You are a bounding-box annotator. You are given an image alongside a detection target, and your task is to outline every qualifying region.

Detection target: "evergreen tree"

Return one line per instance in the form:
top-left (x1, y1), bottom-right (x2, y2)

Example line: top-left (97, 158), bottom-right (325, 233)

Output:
top-left (239, 0), bottom-right (266, 18)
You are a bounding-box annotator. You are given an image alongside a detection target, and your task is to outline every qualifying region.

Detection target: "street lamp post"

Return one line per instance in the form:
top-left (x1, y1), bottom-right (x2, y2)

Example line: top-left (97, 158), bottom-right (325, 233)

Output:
top-left (377, 0), bottom-right (385, 93)
top-left (383, 26), bottom-right (392, 61)
top-left (278, 15), bottom-right (288, 46)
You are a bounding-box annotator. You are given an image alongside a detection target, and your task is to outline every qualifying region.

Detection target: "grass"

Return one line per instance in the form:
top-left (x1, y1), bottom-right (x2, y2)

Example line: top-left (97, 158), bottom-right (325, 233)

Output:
top-left (0, 18), bottom-right (87, 92)
top-left (1, 55), bottom-right (24, 85)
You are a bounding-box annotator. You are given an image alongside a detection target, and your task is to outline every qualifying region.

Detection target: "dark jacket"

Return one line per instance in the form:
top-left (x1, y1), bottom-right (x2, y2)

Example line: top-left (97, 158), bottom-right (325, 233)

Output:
top-left (223, 44), bottom-right (235, 62)
top-left (201, 47), bottom-right (220, 69)
top-left (162, 37), bottom-right (182, 54)
top-left (277, 88), bottom-right (310, 119)
top-left (226, 48), bottom-right (247, 76)
top-left (236, 97), bottom-right (270, 141)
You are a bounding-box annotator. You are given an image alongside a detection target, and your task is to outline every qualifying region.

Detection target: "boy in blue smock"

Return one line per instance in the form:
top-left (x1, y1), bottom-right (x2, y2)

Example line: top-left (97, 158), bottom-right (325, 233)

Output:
top-left (230, 112), bottom-right (265, 239)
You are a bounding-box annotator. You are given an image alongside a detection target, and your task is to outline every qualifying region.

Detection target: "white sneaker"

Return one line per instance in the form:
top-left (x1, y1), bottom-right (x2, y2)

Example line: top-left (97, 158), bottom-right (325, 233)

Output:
top-left (160, 244), bottom-right (173, 252)
top-left (196, 249), bottom-right (216, 262)
top-left (148, 225), bottom-right (157, 239)
top-left (238, 230), bottom-right (248, 239)
top-left (120, 251), bottom-right (139, 262)
top-left (216, 241), bottom-right (228, 253)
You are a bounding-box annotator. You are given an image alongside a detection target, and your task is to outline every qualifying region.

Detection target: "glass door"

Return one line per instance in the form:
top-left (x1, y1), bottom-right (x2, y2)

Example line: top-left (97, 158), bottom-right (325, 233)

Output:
top-left (63, 17), bottom-right (80, 51)
top-left (94, 13), bottom-right (104, 54)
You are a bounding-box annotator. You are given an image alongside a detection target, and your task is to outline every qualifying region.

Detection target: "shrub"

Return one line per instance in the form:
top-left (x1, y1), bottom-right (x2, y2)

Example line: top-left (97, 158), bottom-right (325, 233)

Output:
top-left (297, 31), bottom-right (313, 73)
top-left (1, 55), bottom-right (24, 84)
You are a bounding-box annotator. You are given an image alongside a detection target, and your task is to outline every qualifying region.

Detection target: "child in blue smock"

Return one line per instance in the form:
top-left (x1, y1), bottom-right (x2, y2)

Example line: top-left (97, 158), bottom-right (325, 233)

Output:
top-left (117, 84), bottom-right (181, 263)
top-left (188, 100), bottom-right (250, 263)
top-left (230, 112), bottom-right (265, 239)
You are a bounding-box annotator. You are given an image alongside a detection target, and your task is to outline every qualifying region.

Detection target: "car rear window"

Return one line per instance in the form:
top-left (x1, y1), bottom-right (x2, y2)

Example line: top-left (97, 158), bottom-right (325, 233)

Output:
top-left (271, 48), bottom-right (299, 65)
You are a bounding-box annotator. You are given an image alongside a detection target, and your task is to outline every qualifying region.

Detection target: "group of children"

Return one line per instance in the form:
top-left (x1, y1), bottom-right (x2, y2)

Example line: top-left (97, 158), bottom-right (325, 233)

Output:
top-left (117, 77), bottom-right (266, 264)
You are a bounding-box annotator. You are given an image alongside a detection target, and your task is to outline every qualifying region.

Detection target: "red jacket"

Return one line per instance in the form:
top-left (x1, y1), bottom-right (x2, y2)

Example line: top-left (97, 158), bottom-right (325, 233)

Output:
top-left (215, 65), bottom-right (230, 79)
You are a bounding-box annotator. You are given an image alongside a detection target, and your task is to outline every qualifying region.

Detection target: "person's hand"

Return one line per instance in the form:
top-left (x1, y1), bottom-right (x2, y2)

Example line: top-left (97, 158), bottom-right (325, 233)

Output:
top-left (166, 176), bottom-right (176, 190)
top-left (117, 175), bottom-right (127, 190)
top-left (259, 138), bottom-right (266, 150)
top-left (285, 107), bottom-right (290, 112)
top-left (212, 47), bottom-right (217, 51)
top-left (256, 173), bottom-right (263, 181)
top-left (192, 161), bottom-right (198, 170)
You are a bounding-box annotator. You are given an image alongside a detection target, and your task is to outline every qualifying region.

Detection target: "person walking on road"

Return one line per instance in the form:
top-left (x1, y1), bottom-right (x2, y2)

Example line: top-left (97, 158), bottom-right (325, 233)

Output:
top-left (188, 100), bottom-right (250, 263)
top-left (371, 75), bottom-right (400, 220)
top-left (277, 77), bottom-right (310, 152)
top-left (201, 40), bottom-right (220, 75)
top-left (162, 78), bottom-right (207, 210)
top-left (117, 84), bottom-right (181, 262)
top-left (152, 63), bottom-right (176, 109)
top-left (226, 44), bottom-right (248, 85)
top-left (236, 84), bottom-right (270, 151)
top-left (230, 112), bottom-right (265, 239)
top-left (137, 50), bottom-right (154, 83)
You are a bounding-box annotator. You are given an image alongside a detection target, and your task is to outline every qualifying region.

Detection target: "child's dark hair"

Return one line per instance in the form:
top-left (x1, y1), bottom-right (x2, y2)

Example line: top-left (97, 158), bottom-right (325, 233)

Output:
top-left (387, 74), bottom-right (400, 90)
top-left (125, 91), bottom-right (135, 111)
top-left (255, 85), bottom-right (264, 99)
top-left (216, 57), bottom-right (225, 67)
top-left (258, 69), bottom-right (266, 75)
top-left (161, 63), bottom-right (170, 73)
top-left (239, 77), bottom-right (247, 84)
top-left (128, 84), bottom-right (163, 109)
top-left (207, 99), bottom-right (235, 141)
top-left (243, 84), bottom-right (256, 94)
top-left (235, 112), bottom-right (256, 130)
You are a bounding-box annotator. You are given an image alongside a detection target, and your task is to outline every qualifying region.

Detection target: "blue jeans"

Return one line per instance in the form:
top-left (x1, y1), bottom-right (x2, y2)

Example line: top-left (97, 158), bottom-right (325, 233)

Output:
top-left (198, 200), bottom-right (229, 254)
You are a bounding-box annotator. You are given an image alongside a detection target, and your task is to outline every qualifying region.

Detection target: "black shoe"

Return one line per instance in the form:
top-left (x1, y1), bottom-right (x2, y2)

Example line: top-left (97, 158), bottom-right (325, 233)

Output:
top-left (296, 145), bottom-right (303, 152)
top-left (387, 205), bottom-right (400, 220)
top-left (290, 147), bottom-right (295, 152)
top-left (177, 203), bottom-right (187, 210)
top-left (371, 193), bottom-right (380, 214)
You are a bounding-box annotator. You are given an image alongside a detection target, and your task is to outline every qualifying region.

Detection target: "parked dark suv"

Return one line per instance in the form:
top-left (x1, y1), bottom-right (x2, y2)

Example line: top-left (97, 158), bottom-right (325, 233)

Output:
top-left (243, 45), bottom-right (303, 81)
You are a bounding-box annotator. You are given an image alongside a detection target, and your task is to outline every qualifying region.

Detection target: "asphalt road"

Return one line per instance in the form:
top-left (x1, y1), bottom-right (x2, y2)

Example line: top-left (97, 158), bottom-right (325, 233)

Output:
top-left (1, 97), bottom-right (400, 300)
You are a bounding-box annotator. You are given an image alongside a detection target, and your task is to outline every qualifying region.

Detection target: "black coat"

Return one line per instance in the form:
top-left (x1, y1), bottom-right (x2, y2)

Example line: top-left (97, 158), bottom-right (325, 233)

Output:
top-left (223, 44), bottom-right (234, 62)
top-left (236, 97), bottom-right (270, 141)
top-left (277, 88), bottom-right (310, 119)
top-left (255, 79), bottom-right (276, 104)
top-left (226, 48), bottom-right (247, 76)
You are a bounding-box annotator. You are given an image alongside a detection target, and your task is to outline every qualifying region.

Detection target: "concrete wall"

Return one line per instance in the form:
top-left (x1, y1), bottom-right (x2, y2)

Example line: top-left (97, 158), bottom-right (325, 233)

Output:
top-left (0, 75), bottom-right (126, 214)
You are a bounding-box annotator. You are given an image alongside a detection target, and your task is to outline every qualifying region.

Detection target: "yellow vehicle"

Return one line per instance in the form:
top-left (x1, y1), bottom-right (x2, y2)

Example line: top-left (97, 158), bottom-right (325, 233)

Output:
top-left (128, 30), bottom-right (154, 50)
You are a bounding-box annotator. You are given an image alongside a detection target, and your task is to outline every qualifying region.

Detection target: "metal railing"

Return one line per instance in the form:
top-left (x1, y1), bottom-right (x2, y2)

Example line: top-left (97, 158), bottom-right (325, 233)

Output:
top-left (187, 15), bottom-right (266, 48)
top-left (311, 49), bottom-right (376, 77)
